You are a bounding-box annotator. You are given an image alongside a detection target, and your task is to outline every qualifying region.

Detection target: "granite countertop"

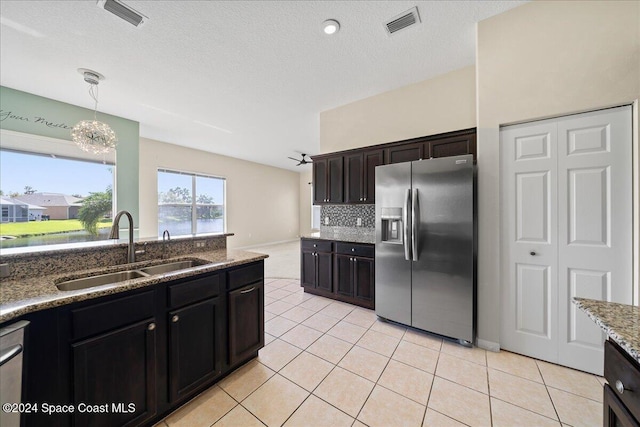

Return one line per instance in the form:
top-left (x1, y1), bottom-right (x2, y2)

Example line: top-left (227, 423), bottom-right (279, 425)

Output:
top-left (574, 297), bottom-right (640, 364)
top-left (0, 249), bottom-right (267, 323)
top-left (302, 228), bottom-right (375, 245)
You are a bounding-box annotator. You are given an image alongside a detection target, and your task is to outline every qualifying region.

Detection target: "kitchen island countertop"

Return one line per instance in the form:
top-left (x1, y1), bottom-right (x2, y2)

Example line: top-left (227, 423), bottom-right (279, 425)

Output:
top-left (574, 297), bottom-right (640, 364)
top-left (0, 249), bottom-right (267, 323)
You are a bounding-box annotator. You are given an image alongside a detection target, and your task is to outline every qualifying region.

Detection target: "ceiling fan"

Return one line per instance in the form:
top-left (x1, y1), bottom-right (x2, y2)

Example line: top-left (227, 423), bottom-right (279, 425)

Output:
top-left (288, 153), bottom-right (313, 166)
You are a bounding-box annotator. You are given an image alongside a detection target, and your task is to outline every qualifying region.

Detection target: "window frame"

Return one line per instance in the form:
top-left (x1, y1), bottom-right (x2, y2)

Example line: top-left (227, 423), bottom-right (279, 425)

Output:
top-left (157, 168), bottom-right (227, 237)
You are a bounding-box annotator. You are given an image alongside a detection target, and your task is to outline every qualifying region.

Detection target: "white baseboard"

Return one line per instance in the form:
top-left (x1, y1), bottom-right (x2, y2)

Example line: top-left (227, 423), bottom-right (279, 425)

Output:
top-left (476, 338), bottom-right (500, 352)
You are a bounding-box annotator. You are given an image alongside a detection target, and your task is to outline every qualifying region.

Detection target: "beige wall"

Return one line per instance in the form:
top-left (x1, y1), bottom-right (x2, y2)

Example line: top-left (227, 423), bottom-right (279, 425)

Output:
top-left (299, 169), bottom-right (314, 237)
top-left (476, 0), bottom-right (640, 347)
top-left (319, 66), bottom-right (476, 153)
top-left (139, 138), bottom-right (300, 249)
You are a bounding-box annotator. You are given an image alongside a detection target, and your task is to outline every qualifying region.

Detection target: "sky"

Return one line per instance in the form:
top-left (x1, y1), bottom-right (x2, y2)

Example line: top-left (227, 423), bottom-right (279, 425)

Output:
top-left (0, 150), bottom-right (113, 197)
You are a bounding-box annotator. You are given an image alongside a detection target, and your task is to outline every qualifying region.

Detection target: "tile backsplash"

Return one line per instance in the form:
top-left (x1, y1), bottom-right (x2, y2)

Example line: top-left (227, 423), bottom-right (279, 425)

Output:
top-left (320, 204), bottom-right (375, 228)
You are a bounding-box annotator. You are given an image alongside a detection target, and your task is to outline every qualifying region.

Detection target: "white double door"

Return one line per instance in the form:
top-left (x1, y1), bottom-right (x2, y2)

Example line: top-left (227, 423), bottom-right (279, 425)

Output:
top-left (501, 106), bottom-right (632, 375)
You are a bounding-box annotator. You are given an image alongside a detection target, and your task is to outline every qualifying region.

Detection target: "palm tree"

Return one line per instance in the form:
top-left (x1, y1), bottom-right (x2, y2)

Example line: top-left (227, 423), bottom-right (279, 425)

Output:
top-left (79, 187), bottom-right (112, 235)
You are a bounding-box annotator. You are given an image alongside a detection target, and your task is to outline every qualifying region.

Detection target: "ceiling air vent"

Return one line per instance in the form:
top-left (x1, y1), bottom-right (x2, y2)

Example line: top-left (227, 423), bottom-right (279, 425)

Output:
top-left (97, 0), bottom-right (148, 27)
top-left (385, 6), bottom-right (421, 35)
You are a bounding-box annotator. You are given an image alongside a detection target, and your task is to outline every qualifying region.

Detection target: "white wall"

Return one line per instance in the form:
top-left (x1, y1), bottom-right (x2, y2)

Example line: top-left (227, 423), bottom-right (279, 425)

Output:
top-left (139, 137), bottom-right (300, 249)
top-left (476, 0), bottom-right (640, 346)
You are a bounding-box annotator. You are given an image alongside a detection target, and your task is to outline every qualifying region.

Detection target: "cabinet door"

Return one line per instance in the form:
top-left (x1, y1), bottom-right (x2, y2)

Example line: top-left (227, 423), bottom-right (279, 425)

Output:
top-left (427, 133), bottom-right (477, 160)
top-left (363, 150), bottom-right (384, 203)
top-left (228, 282), bottom-right (264, 366)
top-left (301, 250), bottom-right (317, 288)
top-left (313, 159), bottom-right (328, 204)
top-left (354, 257), bottom-right (375, 307)
top-left (344, 153), bottom-right (364, 203)
top-left (72, 319), bottom-right (157, 427)
top-left (327, 156), bottom-right (344, 203)
top-left (385, 142), bottom-right (423, 164)
top-left (334, 254), bottom-right (354, 297)
top-left (316, 252), bottom-right (333, 292)
top-left (169, 298), bottom-right (222, 402)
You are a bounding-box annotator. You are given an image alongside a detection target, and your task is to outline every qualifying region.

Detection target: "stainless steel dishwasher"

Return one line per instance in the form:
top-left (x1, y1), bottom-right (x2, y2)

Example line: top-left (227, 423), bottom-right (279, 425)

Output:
top-left (0, 321), bottom-right (29, 427)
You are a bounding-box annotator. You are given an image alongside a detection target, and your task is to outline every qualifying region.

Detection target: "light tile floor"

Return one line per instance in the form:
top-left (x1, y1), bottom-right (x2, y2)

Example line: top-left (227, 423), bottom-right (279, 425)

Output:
top-left (157, 278), bottom-right (604, 427)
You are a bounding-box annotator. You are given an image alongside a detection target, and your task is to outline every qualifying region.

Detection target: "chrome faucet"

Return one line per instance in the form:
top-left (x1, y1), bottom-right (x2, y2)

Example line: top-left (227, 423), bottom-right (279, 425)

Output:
top-left (109, 210), bottom-right (136, 263)
top-left (162, 229), bottom-right (171, 259)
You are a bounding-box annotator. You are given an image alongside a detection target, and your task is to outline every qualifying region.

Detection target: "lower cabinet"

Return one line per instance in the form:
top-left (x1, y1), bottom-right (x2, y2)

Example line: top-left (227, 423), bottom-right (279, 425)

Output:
top-left (228, 283), bottom-right (264, 366)
top-left (20, 260), bottom-right (265, 427)
top-left (169, 297), bottom-right (222, 402)
top-left (73, 318), bottom-right (157, 427)
top-left (604, 340), bottom-right (640, 426)
top-left (301, 238), bottom-right (375, 309)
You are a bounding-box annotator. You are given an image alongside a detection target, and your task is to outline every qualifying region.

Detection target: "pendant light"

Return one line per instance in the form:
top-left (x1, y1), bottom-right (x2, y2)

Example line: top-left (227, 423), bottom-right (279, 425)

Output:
top-left (71, 69), bottom-right (118, 154)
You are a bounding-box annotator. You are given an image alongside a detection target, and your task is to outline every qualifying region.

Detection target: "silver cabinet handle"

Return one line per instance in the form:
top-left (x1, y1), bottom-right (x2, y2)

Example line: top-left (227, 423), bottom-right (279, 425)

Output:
top-left (147, 323), bottom-right (156, 331)
top-left (364, 197), bottom-right (367, 201)
top-left (411, 188), bottom-right (419, 262)
top-left (313, 244), bottom-right (317, 247)
top-left (403, 188), bottom-right (411, 261)
top-left (615, 380), bottom-right (626, 394)
top-left (240, 286), bottom-right (257, 294)
top-left (351, 248), bottom-right (355, 252)
top-left (0, 344), bottom-right (22, 367)
top-left (171, 315), bottom-right (179, 323)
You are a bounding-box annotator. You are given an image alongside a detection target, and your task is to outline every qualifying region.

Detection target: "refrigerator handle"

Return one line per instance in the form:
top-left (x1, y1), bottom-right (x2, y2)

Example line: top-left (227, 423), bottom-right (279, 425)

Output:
top-left (403, 188), bottom-right (411, 261)
top-left (412, 189), bottom-right (419, 261)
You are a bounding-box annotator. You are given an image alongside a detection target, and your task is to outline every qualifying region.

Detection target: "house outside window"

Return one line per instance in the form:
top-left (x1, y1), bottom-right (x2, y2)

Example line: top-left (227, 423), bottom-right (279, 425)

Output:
top-left (157, 169), bottom-right (225, 237)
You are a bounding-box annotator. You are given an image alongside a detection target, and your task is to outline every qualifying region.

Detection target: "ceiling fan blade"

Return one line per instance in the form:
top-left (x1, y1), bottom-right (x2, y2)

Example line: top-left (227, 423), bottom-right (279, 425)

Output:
top-left (288, 157), bottom-right (300, 162)
top-left (297, 161), bottom-right (303, 166)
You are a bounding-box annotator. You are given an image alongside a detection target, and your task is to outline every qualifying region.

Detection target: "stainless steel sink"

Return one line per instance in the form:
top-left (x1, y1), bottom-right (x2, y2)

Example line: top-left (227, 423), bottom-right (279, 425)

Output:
top-left (56, 270), bottom-right (150, 291)
top-left (138, 260), bottom-right (203, 275)
top-left (55, 258), bottom-right (214, 291)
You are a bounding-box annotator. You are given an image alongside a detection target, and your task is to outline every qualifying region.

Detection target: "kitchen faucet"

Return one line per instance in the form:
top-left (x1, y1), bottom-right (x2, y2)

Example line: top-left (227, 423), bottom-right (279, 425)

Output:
top-left (109, 210), bottom-right (136, 263)
top-left (162, 229), bottom-right (171, 259)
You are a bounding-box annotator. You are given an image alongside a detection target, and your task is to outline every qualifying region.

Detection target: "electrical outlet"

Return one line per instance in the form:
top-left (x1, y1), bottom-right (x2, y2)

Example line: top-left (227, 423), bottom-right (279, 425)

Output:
top-left (324, 216), bottom-right (329, 225)
top-left (357, 218), bottom-right (362, 226)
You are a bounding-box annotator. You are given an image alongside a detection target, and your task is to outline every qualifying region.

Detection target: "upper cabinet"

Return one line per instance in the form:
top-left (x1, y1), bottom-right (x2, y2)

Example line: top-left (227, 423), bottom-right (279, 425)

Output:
top-left (344, 149), bottom-right (384, 203)
top-left (312, 128), bottom-right (476, 205)
top-left (313, 156), bottom-right (343, 204)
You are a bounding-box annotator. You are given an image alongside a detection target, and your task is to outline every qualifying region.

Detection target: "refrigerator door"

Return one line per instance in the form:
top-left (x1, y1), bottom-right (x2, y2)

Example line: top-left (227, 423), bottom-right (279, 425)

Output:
top-left (411, 155), bottom-right (474, 343)
top-left (375, 161), bottom-right (412, 325)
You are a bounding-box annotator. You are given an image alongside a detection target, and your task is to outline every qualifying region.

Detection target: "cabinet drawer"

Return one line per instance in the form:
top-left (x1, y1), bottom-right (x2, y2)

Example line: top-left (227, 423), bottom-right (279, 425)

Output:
top-left (227, 261), bottom-right (263, 291)
top-left (605, 340), bottom-right (640, 418)
top-left (71, 291), bottom-right (155, 340)
top-left (169, 274), bottom-right (220, 308)
top-left (335, 242), bottom-right (374, 258)
top-left (301, 239), bottom-right (332, 253)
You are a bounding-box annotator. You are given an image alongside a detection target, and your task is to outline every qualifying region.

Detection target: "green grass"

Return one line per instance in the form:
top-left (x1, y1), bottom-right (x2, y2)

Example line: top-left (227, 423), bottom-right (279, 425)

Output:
top-left (0, 219), bottom-right (112, 237)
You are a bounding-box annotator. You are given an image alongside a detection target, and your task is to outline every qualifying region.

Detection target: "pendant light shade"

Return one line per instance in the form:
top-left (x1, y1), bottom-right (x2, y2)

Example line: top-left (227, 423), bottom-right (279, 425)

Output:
top-left (71, 69), bottom-right (118, 154)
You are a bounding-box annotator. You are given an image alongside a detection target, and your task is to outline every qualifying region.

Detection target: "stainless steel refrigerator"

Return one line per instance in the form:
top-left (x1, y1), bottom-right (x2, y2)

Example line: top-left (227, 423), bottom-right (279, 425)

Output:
top-left (375, 154), bottom-right (475, 345)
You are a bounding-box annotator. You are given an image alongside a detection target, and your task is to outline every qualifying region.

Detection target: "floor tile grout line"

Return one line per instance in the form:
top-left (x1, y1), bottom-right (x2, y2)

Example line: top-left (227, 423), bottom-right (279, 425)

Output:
top-left (489, 395), bottom-right (566, 424)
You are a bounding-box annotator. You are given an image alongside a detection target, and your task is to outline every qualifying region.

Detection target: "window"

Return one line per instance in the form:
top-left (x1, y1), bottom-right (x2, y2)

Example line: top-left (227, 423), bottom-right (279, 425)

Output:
top-left (0, 148), bottom-right (114, 249)
top-left (158, 169), bottom-right (225, 236)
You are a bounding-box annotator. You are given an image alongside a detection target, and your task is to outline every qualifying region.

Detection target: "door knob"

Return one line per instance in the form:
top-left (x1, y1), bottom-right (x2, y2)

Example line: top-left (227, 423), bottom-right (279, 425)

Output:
top-left (615, 380), bottom-right (628, 394)
top-left (147, 323), bottom-right (156, 331)
top-left (171, 315), bottom-right (179, 323)
top-left (530, 251), bottom-right (537, 256)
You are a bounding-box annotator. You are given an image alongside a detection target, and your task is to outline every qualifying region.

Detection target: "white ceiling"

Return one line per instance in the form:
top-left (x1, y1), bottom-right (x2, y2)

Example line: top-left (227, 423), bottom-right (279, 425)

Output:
top-left (0, 1), bottom-right (525, 172)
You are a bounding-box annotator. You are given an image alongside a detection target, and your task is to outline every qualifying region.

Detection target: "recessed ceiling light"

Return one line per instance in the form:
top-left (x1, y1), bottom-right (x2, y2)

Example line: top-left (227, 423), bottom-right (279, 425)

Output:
top-left (322, 19), bottom-right (340, 35)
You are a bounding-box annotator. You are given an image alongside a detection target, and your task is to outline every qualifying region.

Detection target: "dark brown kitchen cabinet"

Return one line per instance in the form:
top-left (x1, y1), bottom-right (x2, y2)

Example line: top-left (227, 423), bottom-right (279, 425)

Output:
top-left (301, 239), bottom-right (374, 309)
top-left (227, 262), bottom-right (265, 367)
top-left (604, 340), bottom-right (640, 426)
top-left (72, 318), bottom-right (157, 427)
top-left (427, 132), bottom-right (477, 160)
top-left (334, 243), bottom-right (375, 309)
top-left (344, 150), bottom-right (383, 203)
top-left (313, 156), bottom-right (343, 204)
top-left (18, 260), bottom-right (265, 427)
top-left (169, 297), bottom-right (222, 402)
top-left (301, 239), bottom-right (333, 292)
top-left (385, 142), bottom-right (424, 164)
